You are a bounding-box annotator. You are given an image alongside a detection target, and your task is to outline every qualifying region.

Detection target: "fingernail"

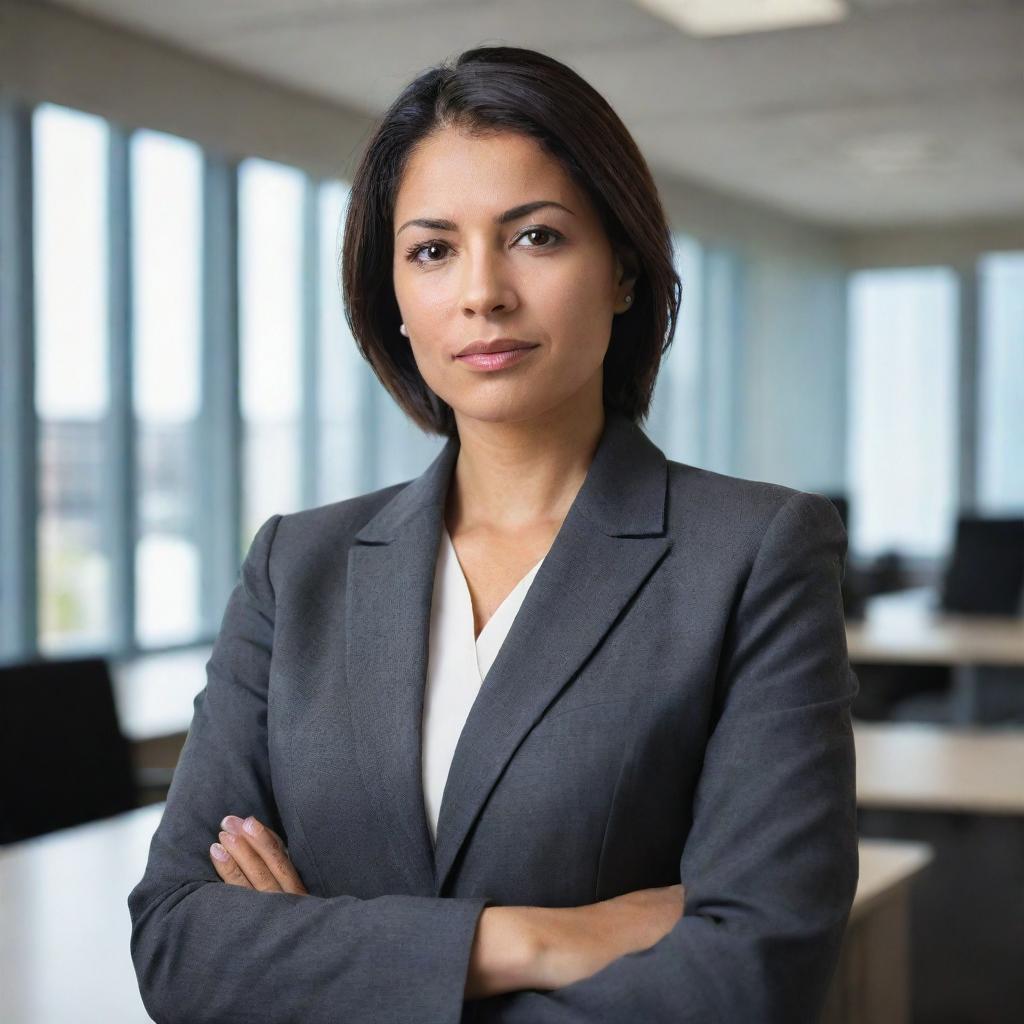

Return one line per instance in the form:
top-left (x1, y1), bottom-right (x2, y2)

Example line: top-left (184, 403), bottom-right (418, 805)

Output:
top-left (211, 843), bottom-right (229, 862)
top-left (219, 830), bottom-right (237, 846)
top-left (243, 816), bottom-right (260, 836)
top-left (220, 815), bottom-right (243, 833)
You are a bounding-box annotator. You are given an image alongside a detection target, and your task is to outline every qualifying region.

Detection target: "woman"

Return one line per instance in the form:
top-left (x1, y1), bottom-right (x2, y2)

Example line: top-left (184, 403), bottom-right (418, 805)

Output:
top-left (128, 45), bottom-right (858, 1024)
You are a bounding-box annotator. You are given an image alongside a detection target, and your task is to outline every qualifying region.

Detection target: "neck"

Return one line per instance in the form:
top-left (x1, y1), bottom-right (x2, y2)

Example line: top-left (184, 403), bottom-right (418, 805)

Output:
top-left (447, 400), bottom-right (605, 535)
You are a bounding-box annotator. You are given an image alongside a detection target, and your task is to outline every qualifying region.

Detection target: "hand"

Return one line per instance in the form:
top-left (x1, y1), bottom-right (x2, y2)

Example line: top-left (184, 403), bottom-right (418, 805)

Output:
top-left (209, 814), bottom-right (309, 894)
top-left (533, 883), bottom-right (685, 991)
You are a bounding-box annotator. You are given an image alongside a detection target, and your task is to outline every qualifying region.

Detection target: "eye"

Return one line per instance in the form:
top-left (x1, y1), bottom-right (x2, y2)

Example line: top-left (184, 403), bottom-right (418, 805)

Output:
top-left (404, 240), bottom-right (452, 265)
top-left (403, 226), bottom-right (564, 268)
top-left (515, 227), bottom-right (562, 249)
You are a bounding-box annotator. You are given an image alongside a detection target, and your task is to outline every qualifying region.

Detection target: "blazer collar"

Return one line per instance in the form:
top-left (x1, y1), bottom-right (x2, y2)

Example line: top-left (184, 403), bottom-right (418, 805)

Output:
top-left (354, 408), bottom-right (667, 544)
top-left (344, 409), bottom-right (671, 895)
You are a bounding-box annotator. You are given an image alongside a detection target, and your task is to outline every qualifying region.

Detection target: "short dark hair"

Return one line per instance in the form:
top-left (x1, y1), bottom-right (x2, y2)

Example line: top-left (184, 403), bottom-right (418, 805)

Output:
top-left (341, 45), bottom-right (683, 437)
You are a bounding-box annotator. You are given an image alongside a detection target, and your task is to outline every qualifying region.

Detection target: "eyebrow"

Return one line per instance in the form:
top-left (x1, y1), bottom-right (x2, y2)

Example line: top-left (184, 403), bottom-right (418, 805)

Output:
top-left (396, 200), bottom-right (575, 237)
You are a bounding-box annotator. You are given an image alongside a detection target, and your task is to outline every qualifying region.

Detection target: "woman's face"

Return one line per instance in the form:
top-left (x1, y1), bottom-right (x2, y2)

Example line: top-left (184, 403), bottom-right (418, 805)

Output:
top-left (392, 125), bottom-right (635, 428)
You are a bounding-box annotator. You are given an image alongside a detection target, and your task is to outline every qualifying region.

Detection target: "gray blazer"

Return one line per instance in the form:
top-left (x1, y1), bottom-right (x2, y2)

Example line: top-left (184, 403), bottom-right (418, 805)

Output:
top-left (128, 409), bottom-right (859, 1024)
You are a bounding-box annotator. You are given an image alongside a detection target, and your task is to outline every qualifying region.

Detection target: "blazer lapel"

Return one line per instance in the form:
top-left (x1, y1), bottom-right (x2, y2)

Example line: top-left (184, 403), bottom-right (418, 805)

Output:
top-left (344, 410), bottom-right (672, 897)
top-left (343, 436), bottom-right (459, 895)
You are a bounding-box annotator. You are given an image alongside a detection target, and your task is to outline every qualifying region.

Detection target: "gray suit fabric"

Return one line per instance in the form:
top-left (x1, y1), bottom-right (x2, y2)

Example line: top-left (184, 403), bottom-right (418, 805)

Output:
top-left (128, 409), bottom-right (859, 1023)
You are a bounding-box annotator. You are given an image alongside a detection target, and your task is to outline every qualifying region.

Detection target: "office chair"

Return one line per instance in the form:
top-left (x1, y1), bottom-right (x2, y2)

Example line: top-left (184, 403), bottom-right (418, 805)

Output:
top-left (0, 656), bottom-right (138, 845)
top-left (940, 515), bottom-right (1024, 615)
top-left (825, 492), bottom-right (955, 721)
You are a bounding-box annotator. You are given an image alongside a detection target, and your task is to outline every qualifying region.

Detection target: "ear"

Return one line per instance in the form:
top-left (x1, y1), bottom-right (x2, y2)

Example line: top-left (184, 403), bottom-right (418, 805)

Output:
top-left (614, 246), bottom-right (640, 294)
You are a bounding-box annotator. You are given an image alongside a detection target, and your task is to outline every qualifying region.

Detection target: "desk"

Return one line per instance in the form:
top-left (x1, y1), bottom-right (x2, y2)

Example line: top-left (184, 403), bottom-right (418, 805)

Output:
top-left (846, 588), bottom-right (1024, 723)
top-left (110, 648), bottom-right (210, 794)
top-left (0, 803), bottom-right (931, 1024)
top-left (822, 839), bottom-right (933, 1024)
top-left (110, 647), bottom-right (211, 742)
top-left (0, 806), bottom-right (160, 1023)
top-left (855, 720), bottom-right (1024, 815)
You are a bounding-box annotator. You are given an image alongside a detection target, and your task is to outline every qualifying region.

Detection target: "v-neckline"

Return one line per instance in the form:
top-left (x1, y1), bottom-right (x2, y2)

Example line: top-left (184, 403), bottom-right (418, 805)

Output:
top-left (443, 529), bottom-right (545, 671)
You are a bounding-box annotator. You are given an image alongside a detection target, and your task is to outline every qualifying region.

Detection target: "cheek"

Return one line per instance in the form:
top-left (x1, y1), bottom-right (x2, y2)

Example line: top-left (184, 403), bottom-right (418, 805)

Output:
top-left (542, 272), bottom-right (615, 366)
top-left (393, 279), bottom-right (453, 376)
top-left (543, 248), bottom-right (616, 314)
top-left (394, 268), bottom-right (448, 324)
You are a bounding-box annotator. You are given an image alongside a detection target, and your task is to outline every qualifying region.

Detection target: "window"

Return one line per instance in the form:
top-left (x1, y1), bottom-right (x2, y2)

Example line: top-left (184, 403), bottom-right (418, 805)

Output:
top-left (699, 246), bottom-right (744, 476)
top-left (238, 158), bottom-right (307, 554)
top-left (648, 233), bottom-right (703, 465)
top-left (978, 252), bottom-right (1024, 514)
top-left (33, 103), bottom-right (111, 653)
top-left (847, 267), bottom-right (959, 560)
top-left (7, 99), bottom-right (387, 662)
top-left (317, 179), bottom-right (365, 504)
top-left (130, 128), bottom-right (204, 647)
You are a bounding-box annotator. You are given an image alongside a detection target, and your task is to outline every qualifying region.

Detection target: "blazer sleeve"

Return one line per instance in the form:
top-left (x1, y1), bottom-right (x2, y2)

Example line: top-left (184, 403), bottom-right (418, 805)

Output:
top-left (127, 513), bottom-right (491, 1024)
top-left (463, 490), bottom-right (860, 1024)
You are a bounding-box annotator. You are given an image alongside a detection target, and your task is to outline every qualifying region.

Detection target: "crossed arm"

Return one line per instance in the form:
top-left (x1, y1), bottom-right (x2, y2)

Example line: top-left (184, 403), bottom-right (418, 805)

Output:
top-left (129, 490), bottom-right (858, 1023)
top-left (205, 809), bottom-right (685, 999)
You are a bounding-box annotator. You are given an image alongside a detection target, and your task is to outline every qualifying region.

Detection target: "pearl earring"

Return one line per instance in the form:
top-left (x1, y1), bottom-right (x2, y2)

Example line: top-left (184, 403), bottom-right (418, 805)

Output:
top-left (625, 295), bottom-right (633, 305)
top-left (399, 323), bottom-right (408, 336)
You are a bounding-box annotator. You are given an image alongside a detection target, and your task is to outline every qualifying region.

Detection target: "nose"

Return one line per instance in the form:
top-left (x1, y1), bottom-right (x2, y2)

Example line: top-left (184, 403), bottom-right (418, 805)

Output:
top-left (458, 245), bottom-right (518, 318)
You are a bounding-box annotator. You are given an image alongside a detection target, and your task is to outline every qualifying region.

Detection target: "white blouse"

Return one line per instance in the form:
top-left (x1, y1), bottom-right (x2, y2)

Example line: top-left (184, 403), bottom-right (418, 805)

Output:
top-left (421, 528), bottom-right (545, 847)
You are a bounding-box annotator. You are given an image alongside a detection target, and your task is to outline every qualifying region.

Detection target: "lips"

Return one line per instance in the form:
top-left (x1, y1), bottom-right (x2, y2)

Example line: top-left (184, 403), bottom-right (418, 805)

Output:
top-left (454, 346), bottom-right (539, 371)
top-left (455, 338), bottom-right (539, 357)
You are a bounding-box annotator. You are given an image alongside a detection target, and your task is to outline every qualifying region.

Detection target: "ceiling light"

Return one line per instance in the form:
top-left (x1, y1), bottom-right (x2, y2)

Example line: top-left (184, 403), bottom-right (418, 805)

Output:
top-left (634, 0), bottom-right (849, 37)
top-left (842, 132), bottom-right (944, 174)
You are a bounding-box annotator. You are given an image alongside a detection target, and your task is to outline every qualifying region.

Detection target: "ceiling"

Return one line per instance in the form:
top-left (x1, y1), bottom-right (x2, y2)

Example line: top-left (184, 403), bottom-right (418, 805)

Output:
top-left (44, 0), bottom-right (1024, 229)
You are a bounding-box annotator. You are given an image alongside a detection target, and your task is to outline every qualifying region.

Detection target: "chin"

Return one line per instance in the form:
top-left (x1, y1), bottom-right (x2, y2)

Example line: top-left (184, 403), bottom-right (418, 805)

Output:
top-left (449, 393), bottom-right (550, 427)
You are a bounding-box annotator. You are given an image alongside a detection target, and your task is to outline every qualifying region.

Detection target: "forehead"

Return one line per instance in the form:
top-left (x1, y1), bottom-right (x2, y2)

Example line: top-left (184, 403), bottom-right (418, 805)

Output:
top-left (394, 127), bottom-right (579, 217)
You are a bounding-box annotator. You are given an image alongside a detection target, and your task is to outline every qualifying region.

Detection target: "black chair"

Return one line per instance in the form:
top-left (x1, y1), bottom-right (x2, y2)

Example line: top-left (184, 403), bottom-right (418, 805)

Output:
top-left (940, 515), bottom-right (1024, 615)
top-left (0, 656), bottom-right (138, 845)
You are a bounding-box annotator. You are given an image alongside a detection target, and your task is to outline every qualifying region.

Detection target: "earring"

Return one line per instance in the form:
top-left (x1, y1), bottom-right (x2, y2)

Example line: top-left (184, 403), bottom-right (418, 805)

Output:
top-left (399, 323), bottom-right (408, 336)
top-left (625, 294), bottom-right (633, 305)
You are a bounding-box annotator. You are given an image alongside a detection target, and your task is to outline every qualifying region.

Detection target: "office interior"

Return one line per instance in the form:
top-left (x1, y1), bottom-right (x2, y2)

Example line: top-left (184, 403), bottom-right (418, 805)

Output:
top-left (1, 1), bottom-right (1022, 1022)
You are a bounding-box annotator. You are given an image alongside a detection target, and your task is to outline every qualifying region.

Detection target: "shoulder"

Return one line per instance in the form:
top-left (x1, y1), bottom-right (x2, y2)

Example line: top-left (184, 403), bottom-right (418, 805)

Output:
top-left (663, 459), bottom-right (846, 561)
top-left (259, 479), bottom-right (413, 584)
